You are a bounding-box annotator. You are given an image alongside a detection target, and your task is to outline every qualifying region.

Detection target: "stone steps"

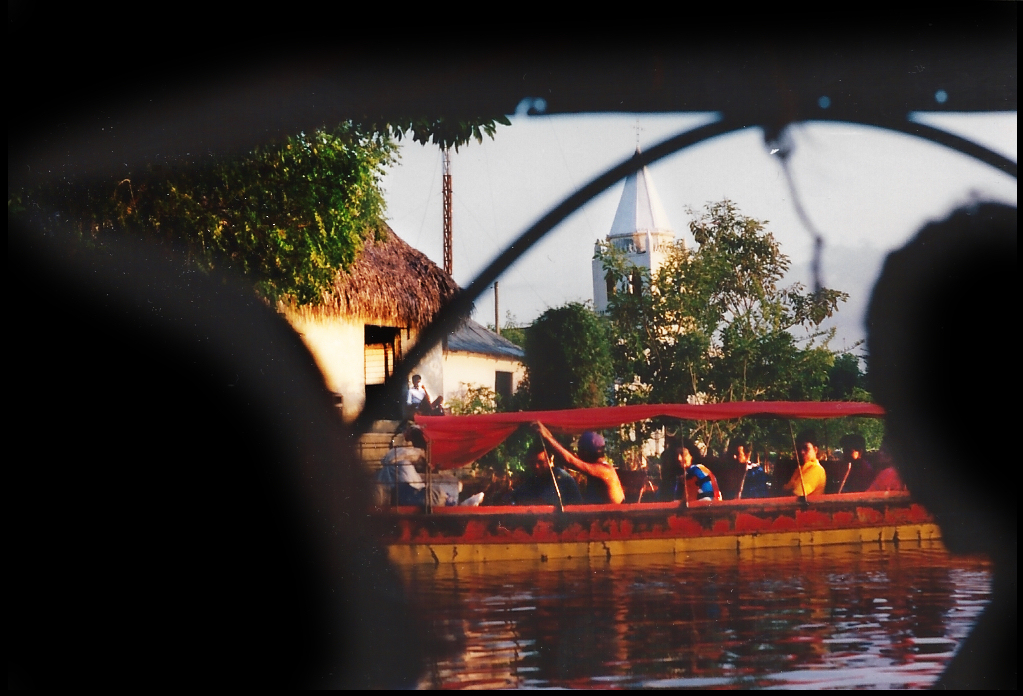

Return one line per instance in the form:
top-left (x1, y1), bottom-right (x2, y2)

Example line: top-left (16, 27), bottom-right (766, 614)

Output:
top-left (357, 420), bottom-right (410, 470)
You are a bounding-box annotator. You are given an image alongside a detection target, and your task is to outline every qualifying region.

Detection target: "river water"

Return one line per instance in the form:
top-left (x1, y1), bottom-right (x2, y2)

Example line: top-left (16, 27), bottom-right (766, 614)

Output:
top-left (400, 542), bottom-right (990, 689)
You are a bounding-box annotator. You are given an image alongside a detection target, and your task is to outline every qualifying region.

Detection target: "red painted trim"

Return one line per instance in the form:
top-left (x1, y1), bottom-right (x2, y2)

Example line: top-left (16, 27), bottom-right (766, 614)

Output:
top-left (373, 492), bottom-right (932, 547)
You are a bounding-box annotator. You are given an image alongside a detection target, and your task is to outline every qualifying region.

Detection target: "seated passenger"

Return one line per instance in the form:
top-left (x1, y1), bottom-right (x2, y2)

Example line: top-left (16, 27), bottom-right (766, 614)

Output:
top-left (658, 434), bottom-right (682, 502)
top-left (513, 442), bottom-right (583, 506)
top-left (675, 438), bottom-right (722, 503)
top-left (783, 430), bottom-right (827, 498)
top-left (866, 446), bottom-right (908, 492)
top-left (837, 433), bottom-right (875, 493)
top-left (712, 440), bottom-right (750, 499)
top-left (533, 423), bottom-right (625, 504)
top-left (729, 441), bottom-right (772, 499)
top-left (375, 426), bottom-right (457, 507)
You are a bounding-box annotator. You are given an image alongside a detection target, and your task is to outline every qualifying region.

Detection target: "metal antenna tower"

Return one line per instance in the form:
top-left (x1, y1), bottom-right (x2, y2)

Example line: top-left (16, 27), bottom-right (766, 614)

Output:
top-left (442, 146), bottom-right (453, 275)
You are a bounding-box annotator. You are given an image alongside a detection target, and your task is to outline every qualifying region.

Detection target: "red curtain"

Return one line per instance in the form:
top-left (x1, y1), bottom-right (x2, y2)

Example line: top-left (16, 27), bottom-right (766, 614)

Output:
top-left (416, 402), bottom-right (885, 470)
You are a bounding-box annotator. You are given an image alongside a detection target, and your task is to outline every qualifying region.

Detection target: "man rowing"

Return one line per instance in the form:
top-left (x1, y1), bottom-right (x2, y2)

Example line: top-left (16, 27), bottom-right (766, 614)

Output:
top-left (513, 441), bottom-right (583, 507)
top-left (532, 423), bottom-right (625, 504)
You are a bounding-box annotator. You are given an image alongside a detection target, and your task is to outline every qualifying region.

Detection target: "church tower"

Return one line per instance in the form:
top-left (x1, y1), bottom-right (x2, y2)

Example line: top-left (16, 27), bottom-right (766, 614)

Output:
top-left (592, 149), bottom-right (679, 313)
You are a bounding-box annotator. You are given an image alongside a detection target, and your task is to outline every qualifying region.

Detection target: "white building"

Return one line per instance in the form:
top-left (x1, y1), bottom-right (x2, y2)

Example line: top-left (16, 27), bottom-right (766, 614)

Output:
top-left (592, 148), bottom-right (680, 313)
top-left (281, 225), bottom-right (526, 422)
top-left (442, 319), bottom-right (526, 407)
top-left (280, 225), bottom-right (457, 422)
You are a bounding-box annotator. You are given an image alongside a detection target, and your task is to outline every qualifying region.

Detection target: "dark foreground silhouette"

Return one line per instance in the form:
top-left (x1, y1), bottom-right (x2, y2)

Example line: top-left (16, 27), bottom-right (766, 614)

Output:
top-left (9, 223), bottom-right (431, 688)
top-left (867, 202), bottom-right (1017, 690)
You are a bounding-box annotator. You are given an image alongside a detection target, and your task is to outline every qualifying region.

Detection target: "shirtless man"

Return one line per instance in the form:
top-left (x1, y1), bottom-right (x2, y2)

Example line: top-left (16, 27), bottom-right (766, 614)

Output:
top-left (533, 423), bottom-right (625, 504)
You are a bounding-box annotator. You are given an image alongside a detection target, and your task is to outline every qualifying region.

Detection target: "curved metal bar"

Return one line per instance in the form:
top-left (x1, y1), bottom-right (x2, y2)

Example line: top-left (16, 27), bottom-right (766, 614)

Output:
top-left (354, 113), bottom-right (1017, 431)
top-left (880, 116), bottom-right (1017, 179)
top-left (354, 116), bottom-right (753, 429)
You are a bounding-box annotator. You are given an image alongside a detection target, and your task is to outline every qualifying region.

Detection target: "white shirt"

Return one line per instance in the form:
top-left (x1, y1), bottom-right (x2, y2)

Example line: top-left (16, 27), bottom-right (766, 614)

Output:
top-left (376, 447), bottom-right (426, 489)
top-left (407, 385), bottom-right (427, 406)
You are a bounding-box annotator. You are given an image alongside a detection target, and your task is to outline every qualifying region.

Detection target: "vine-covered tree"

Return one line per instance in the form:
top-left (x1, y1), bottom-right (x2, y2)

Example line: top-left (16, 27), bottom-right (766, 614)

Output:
top-left (523, 302), bottom-right (612, 411)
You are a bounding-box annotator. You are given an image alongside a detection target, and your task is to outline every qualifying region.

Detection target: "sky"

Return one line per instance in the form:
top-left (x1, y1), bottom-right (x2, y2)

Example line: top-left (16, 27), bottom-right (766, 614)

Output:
top-left (381, 112), bottom-right (1016, 355)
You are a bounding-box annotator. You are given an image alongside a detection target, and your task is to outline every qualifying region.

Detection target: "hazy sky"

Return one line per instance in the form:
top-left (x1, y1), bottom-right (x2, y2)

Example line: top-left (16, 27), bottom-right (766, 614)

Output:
top-left (381, 112), bottom-right (1016, 354)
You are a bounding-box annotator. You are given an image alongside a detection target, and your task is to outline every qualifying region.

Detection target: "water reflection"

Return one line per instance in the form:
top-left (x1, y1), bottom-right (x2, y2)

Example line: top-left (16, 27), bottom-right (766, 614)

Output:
top-left (401, 543), bottom-right (990, 689)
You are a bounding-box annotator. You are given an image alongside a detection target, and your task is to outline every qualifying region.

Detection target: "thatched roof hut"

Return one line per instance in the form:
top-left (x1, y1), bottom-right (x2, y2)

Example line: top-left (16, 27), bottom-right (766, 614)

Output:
top-left (279, 225), bottom-right (459, 422)
top-left (287, 224), bottom-right (459, 329)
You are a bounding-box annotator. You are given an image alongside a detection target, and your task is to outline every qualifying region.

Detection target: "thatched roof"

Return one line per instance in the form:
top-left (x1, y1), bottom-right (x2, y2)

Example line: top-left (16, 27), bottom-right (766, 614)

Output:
top-left (307, 225), bottom-right (459, 329)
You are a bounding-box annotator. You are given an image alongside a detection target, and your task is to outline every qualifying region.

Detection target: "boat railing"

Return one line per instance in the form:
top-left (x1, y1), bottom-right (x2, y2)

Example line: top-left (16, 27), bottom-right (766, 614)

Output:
top-left (372, 488), bottom-right (915, 516)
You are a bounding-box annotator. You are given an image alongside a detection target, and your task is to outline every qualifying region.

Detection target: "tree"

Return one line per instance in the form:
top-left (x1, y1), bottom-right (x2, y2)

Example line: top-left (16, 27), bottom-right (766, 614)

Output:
top-left (523, 303), bottom-right (612, 411)
top-left (598, 199), bottom-right (850, 451)
top-left (13, 117), bottom-right (509, 304)
top-left (364, 116), bottom-right (512, 153)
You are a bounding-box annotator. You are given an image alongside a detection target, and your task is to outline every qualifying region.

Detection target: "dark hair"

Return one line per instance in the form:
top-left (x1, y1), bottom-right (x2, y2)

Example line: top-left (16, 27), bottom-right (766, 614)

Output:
top-left (403, 426), bottom-right (427, 450)
top-left (527, 440), bottom-right (549, 460)
top-left (795, 430), bottom-right (818, 449)
top-left (839, 433), bottom-right (866, 455)
top-left (728, 439), bottom-right (751, 456)
top-left (678, 438), bottom-right (704, 465)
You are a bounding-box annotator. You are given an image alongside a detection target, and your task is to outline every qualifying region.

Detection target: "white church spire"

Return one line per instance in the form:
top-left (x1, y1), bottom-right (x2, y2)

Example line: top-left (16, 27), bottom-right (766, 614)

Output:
top-left (608, 148), bottom-right (674, 239)
top-left (592, 148), bottom-right (679, 313)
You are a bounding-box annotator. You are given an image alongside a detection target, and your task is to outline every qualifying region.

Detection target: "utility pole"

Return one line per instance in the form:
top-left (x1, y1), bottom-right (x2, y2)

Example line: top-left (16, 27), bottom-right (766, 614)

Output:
top-left (442, 146), bottom-right (452, 276)
top-left (494, 281), bottom-right (500, 335)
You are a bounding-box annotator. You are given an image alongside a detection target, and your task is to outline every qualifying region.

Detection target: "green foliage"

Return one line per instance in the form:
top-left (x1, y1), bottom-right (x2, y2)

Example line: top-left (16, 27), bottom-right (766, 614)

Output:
top-left (487, 311), bottom-right (527, 349)
top-left (827, 352), bottom-right (865, 400)
top-left (14, 116), bottom-right (509, 304)
top-left (598, 199), bottom-right (851, 452)
top-left (523, 302), bottom-right (613, 410)
top-left (18, 123), bottom-right (396, 304)
top-left (447, 383), bottom-right (499, 415)
top-left (369, 116), bottom-right (512, 152)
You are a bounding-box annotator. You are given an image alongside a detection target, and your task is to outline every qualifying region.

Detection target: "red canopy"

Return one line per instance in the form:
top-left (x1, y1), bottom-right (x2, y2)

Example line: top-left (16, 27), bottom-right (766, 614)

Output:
top-left (415, 401), bottom-right (885, 470)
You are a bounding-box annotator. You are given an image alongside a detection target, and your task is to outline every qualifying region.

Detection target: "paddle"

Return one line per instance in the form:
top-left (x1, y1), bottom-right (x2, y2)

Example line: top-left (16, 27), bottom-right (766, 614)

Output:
top-left (540, 438), bottom-right (565, 513)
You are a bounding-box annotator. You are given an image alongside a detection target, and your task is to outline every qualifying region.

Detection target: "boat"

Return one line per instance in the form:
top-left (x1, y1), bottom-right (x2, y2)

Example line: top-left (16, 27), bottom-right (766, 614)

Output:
top-left (371, 402), bottom-right (938, 565)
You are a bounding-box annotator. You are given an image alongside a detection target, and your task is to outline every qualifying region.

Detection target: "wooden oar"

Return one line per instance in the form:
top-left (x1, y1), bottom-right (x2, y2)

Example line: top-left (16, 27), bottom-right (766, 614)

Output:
top-left (838, 461), bottom-right (853, 494)
top-left (540, 437), bottom-right (565, 513)
top-left (736, 448), bottom-right (751, 500)
top-left (788, 421), bottom-right (809, 505)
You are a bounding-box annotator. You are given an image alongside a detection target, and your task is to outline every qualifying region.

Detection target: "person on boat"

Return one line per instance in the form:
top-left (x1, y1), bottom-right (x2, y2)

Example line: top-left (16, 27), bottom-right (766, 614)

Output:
top-left (835, 433), bottom-right (874, 493)
top-left (513, 441), bottom-right (583, 506)
top-left (709, 440), bottom-right (748, 499)
top-left (783, 430), bottom-right (827, 498)
top-left (865, 446), bottom-right (907, 492)
top-left (657, 433), bottom-right (682, 501)
top-left (867, 202), bottom-right (1016, 689)
top-left (532, 423), bottom-right (625, 504)
top-left (674, 438), bottom-right (722, 503)
top-left (375, 426), bottom-right (457, 507)
top-left (730, 440), bottom-right (772, 499)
